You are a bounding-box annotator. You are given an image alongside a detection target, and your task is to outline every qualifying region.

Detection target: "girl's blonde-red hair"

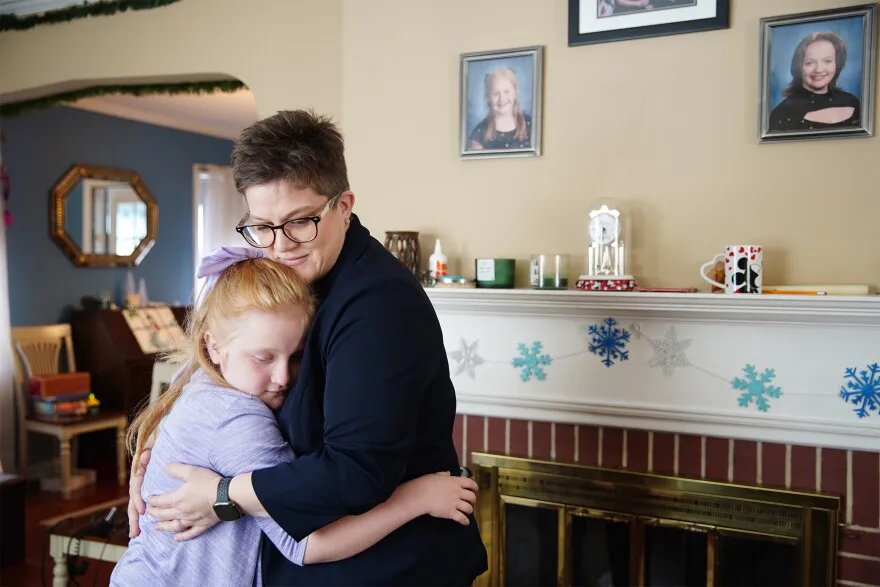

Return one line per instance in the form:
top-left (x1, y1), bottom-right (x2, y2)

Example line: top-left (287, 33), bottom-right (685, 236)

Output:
top-left (126, 258), bottom-right (314, 465)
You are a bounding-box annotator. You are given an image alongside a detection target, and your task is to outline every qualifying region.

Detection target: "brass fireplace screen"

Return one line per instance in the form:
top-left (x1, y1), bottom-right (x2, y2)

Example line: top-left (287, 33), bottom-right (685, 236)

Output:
top-left (471, 453), bottom-right (840, 587)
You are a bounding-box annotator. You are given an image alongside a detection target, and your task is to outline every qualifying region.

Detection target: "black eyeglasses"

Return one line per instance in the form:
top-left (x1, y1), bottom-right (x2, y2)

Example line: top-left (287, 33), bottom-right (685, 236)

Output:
top-left (236, 194), bottom-right (341, 248)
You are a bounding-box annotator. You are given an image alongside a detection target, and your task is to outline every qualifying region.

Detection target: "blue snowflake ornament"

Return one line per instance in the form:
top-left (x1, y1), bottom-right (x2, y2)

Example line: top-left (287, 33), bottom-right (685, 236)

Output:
top-left (840, 363), bottom-right (880, 419)
top-left (731, 364), bottom-right (782, 412)
top-left (587, 317), bottom-right (631, 367)
top-left (512, 341), bottom-right (552, 382)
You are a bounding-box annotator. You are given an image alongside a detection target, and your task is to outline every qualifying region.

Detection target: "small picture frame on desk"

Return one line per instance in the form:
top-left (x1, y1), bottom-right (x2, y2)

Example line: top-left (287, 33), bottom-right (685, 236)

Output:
top-left (122, 306), bottom-right (185, 354)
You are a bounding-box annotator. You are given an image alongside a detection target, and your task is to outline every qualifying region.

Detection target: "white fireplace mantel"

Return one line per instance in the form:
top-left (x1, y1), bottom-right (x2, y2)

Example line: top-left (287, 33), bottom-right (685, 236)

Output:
top-left (425, 289), bottom-right (880, 451)
top-left (425, 288), bottom-right (880, 328)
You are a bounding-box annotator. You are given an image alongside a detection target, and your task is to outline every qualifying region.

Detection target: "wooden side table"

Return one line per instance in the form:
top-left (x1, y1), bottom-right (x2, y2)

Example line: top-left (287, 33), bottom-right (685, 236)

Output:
top-left (41, 497), bottom-right (128, 587)
top-left (25, 411), bottom-right (128, 499)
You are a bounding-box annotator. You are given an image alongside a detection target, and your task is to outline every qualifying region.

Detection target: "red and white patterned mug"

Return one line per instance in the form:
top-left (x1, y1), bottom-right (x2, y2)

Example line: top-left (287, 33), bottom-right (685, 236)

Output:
top-left (700, 245), bottom-right (763, 294)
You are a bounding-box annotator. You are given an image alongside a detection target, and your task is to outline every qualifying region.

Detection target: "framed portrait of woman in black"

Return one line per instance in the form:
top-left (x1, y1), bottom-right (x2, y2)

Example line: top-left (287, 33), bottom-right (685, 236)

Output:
top-left (759, 4), bottom-right (877, 143)
top-left (459, 46), bottom-right (543, 160)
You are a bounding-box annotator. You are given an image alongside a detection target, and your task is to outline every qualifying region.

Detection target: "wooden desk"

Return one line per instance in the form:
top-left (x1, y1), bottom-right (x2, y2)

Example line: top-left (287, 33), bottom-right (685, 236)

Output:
top-left (70, 307), bottom-right (188, 422)
top-left (70, 306), bottom-right (188, 464)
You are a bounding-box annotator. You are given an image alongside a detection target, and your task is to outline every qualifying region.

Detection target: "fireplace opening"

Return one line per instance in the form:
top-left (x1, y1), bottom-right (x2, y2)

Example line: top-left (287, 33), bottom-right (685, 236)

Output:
top-left (643, 524), bottom-right (707, 586)
top-left (715, 534), bottom-right (799, 587)
top-left (571, 512), bottom-right (631, 586)
top-left (503, 502), bottom-right (559, 586)
top-left (473, 453), bottom-right (840, 587)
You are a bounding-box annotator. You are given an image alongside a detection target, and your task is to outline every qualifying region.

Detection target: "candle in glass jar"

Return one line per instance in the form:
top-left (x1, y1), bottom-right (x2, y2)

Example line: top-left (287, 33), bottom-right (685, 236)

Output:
top-left (530, 254), bottom-right (569, 289)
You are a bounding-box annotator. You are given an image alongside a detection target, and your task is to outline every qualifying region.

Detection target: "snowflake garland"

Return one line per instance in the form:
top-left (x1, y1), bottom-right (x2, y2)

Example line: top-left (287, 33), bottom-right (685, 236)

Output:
top-left (449, 338), bottom-right (484, 379)
top-left (512, 341), bottom-right (552, 382)
top-left (445, 323), bottom-right (871, 421)
top-left (731, 364), bottom-right (782, 412)
top-left (839, 363), bottom-right (880, 419)
top-left (587, 317), bottom-right (631, 367)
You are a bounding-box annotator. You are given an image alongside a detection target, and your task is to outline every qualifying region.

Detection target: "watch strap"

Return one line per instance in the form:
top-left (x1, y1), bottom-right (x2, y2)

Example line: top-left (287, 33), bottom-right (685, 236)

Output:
top-left (217, 476), bottom-right (232, 503)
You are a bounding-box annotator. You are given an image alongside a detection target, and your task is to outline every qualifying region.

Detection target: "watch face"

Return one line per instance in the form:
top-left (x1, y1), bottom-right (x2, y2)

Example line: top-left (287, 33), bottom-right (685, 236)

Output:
top-left (589, 213), bottom-right (619, 245)
top-left (213, 501), bottom-right (243, 522)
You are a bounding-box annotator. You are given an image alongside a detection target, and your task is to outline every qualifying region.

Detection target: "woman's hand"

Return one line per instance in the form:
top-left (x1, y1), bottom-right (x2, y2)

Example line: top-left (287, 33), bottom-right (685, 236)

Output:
top-left (128, 447), bottom-right (152, 538)
top-left (389, 471), bottom-right (478, 526)
top-left (145, 463), bottom-right (222, 541)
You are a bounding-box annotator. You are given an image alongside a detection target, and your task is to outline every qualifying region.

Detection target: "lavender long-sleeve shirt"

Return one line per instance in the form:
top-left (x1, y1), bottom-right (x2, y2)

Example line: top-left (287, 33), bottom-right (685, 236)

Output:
top-left (110, 369), bottom-right (308, 587)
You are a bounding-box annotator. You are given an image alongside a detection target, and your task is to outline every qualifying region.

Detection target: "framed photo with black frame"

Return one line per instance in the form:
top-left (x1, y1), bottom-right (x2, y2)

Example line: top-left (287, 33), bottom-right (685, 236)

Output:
top-left (568, 0), bottom-right (729, 46)
top-left (758, 3), bottom-right (877, 143)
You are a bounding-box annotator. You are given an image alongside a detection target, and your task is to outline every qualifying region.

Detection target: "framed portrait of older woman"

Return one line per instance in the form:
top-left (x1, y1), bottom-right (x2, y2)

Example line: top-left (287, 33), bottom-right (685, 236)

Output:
top-left (759, 4), bottom-right (877, 143)
top-left (459, 46), bottom-right (543, 159)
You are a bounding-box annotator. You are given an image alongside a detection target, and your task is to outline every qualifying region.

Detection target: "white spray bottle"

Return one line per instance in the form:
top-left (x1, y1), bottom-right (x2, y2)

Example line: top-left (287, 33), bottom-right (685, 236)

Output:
top-left (428, 239), bottom-right (448, 279)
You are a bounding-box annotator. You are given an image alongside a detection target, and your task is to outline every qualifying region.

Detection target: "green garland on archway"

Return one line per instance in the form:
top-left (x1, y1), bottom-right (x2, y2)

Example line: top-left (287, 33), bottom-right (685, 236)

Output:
top-left (0, 79), bottom-right (247, 118)
top-left (0, 0), bottom-right (182, 32)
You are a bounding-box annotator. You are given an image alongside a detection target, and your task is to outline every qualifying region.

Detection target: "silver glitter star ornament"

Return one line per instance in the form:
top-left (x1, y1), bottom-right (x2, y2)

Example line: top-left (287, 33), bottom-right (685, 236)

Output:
top-left (647, 326), bottom-right (693, 378)
top-left (449, 338), bottom-right (485, 379)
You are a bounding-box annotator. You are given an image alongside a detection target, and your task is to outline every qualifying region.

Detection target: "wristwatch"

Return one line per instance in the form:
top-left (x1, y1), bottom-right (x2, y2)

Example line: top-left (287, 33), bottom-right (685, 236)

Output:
top-left (213, 477), bottom-right (243, 521)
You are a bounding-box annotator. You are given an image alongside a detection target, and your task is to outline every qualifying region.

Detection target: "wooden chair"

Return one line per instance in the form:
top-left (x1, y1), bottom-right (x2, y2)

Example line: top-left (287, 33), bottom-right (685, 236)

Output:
top-left (12, 324), bottom-right (128, 499)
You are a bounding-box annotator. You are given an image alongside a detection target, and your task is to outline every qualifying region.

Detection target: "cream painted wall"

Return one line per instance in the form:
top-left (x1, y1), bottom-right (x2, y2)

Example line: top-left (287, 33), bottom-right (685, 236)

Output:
top-left (342, 0), bottom-right (880, 290)
top-left (1, 0), bottom-right (877, 290)
top-left (0, 0), bottom-right (343, 118)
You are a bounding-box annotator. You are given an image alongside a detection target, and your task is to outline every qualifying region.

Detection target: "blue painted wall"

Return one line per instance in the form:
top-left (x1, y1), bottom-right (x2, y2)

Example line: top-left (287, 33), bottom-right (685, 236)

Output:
top-left (2, 106), bottom-right (234, 326)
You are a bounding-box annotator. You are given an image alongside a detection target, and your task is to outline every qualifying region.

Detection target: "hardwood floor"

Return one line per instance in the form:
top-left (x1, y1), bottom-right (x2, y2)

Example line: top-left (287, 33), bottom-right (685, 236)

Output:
top-left (0, 463), bottom-right (127, 587)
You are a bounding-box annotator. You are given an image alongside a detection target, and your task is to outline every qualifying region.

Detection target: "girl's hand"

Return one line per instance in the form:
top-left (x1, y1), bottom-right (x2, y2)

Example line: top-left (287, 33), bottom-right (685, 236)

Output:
top-left (390, 471), bottom-right (478, 526)
top-left (145, 463), bottom-right (222, 541)
top-left (127, 448), bottom-right (151, 538)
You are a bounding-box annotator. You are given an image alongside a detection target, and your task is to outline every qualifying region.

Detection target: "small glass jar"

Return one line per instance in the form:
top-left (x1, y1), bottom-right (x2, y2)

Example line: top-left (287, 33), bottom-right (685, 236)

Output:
top-left (529, 254), bottom-right (569, 289)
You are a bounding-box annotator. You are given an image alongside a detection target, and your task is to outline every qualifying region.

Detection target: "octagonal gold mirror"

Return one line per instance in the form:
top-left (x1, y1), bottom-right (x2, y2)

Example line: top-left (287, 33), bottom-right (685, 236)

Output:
top-left (50, 164), bottom-right (158, 267)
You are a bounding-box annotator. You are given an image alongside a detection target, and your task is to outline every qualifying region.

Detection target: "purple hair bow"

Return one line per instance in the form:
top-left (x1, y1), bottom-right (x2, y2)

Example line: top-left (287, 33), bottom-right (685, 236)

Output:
top-left (196, 246), bottom-right (266, 304)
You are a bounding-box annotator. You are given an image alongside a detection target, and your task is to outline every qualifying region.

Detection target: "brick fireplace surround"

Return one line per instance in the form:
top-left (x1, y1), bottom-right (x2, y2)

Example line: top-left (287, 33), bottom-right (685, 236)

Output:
top-left (452, 416), bottom-right (879, 586)
top-left (426, 288), bottom-right (880, 587)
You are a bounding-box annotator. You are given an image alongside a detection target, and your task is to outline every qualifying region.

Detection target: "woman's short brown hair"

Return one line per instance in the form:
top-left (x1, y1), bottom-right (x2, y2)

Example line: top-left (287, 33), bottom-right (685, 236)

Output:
top-left (232, 109), bottom-right (350, 198)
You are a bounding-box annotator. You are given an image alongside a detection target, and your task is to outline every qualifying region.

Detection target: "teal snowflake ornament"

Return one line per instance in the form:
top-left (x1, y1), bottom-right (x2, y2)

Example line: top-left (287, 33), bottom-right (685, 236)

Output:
top-left (731, 364), bottom-right (782, 412)
top-left (839, 363), bottom-right (880, 419)
top-left (512, 341), bottom-right (551, 382)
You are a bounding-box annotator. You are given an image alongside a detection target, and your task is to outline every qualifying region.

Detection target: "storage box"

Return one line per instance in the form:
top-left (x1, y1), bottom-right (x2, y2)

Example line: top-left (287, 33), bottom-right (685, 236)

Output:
top-left (28, 372), bottom-right (90, 399)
